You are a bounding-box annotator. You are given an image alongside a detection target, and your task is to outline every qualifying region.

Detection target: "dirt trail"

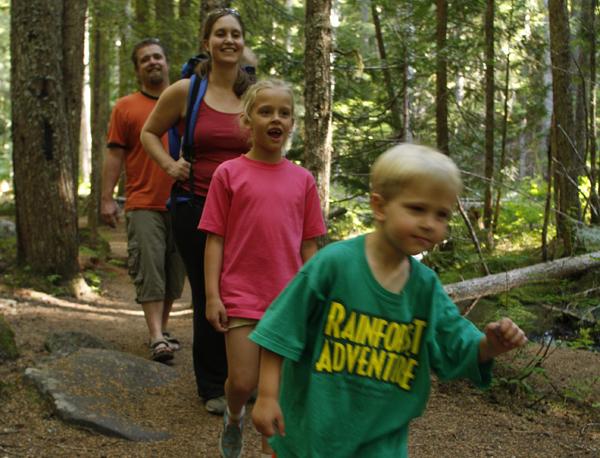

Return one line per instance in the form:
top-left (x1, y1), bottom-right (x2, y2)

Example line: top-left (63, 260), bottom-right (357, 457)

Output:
top-left (0, 221), bottom-right (599, 457)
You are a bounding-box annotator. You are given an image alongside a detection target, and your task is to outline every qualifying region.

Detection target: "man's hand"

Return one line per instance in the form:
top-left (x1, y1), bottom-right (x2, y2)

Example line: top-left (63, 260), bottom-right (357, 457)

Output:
top-left (166, 157), bottom-right (192, 182)
top-left (101, 197), bottom-right (120, 228)
top-left (252, 395), bottom-right (286, 438)
top-left (480, 317), bottom-right (528, 362)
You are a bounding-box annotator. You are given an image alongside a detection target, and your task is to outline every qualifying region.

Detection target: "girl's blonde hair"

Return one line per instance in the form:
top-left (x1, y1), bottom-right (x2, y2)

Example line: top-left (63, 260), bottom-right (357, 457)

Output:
top-left (241, 79), bottom-right (295, 122)
top-left (370, 143), bottom-right (463, 199)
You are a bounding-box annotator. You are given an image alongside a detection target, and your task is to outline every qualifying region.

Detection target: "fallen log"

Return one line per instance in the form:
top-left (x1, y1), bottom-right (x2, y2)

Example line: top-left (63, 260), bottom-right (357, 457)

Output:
top-left (444, 251), bottom-right (600, 302)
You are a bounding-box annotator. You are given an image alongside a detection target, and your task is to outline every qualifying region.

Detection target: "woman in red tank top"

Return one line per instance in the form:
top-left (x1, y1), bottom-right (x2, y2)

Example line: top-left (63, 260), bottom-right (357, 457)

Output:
top-left (141, 8), bottom-right (254, 422)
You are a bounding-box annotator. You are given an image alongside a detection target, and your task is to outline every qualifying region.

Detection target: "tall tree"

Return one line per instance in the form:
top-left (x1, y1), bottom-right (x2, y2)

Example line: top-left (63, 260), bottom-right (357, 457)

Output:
top-left (304, 0), bottom-right (333, 220)
top-left (548, 0), bottom-right (581, 254)
top-left (63, 0), bottom-right (88, 193)
top-left (88, 0), bottom-right (112, 244)
top-left (435, 0), bottom-right (448, 154)
top-left (371, 1), bottom-right (402, 137)
top-left (483, 0), bottom-right (495, 248)
top-left (582, 0), bottom-right (598, 223)
top-left (10, 0), bottom-right (83, 279)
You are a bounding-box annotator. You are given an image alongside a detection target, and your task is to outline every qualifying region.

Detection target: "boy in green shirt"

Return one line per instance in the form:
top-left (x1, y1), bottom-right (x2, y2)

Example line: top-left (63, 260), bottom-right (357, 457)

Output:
top-left (250, 143), bottom-right (528, 458)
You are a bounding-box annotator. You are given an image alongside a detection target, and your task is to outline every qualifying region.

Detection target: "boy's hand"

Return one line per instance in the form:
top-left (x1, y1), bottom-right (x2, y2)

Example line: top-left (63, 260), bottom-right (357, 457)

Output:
top-left (252, 396), bottom-right (286, 438)
top-left (480, 317), bottom-right (528, 362)
top-left (206, 297), bottom-right (228, 332)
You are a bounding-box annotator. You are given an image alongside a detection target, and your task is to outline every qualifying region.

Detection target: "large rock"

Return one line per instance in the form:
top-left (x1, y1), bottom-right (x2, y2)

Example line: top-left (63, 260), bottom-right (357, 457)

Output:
top-left (0, 314), bottom-right (18, 362)
top-left (44, 331), bottom-right (115, 356)
top-left (25, 348), bottom-right (177, 441)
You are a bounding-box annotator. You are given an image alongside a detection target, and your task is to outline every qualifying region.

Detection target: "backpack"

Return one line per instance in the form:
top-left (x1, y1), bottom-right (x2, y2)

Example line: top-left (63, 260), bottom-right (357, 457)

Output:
top-left (167, 55), bottom-right (209, 205)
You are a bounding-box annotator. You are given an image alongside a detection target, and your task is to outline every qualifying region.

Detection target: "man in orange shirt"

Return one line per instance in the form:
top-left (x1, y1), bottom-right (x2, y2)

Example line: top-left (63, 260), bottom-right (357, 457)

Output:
top-left (101, 38), bottom-right (185, 363)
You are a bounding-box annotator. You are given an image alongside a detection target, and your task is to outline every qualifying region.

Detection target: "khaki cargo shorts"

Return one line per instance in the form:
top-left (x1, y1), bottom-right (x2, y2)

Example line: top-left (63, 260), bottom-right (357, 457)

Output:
top-left (126, 210), bottom-right (186, 304)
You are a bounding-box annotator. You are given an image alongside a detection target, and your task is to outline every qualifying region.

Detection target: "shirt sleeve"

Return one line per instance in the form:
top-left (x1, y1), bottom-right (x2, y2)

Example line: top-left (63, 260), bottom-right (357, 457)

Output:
top-left (198, 167), bottom-right (231, 236)
top-left (106, 101), bottom-right (128, 149)
top-left (302, 175), bottom-right (327, 240)
top-left (250, 261), bottom-right (326, 362)
top-left (428, 279), bottom-right (493, 388)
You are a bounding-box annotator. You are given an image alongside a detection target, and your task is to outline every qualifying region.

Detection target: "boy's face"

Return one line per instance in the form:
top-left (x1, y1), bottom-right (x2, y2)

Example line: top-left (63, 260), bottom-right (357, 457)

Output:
top-left (372, 182), bottom-right (455, 256)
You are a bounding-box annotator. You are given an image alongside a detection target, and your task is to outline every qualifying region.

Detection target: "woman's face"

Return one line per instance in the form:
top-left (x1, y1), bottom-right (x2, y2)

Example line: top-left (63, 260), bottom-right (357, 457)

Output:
top-left (204, 14), bottom-right (245, 65)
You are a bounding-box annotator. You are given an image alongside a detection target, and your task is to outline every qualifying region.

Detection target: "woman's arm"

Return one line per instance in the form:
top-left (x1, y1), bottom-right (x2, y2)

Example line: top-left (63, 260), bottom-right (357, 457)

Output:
top-left (252, 348), bottom-right (286, 437)
top-left (301, 238), bottom-right (319, 263)
top-left (204, 233), bottom-right (228, 332)
top-left (140, 79), bottom-right (191, 182)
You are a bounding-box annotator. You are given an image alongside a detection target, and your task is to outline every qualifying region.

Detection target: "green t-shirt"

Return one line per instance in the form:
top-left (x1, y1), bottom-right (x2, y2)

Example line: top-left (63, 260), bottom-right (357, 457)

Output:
top-left (250, 234), bottom-right (492, 458)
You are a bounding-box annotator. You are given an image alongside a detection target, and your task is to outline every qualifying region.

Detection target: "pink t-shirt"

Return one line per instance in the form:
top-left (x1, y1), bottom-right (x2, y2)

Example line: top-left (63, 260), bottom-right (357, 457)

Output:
top-left (199, 155), bottom-right (327, 319)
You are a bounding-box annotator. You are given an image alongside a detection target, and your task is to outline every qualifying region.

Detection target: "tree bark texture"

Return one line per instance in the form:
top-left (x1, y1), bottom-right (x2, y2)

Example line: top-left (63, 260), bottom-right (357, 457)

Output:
top-left (549, 0), bottom-right (581, 254)
top-left (10, 0), bottom-right (80, 277)
top-left (483, 0), bottom-right (495, 248)
top-left (445, 251), bottom-right (600, 302)
top-left (304, 0), bottom-right (333, 220)
top-left (435, 0), bottom-right (449, 155)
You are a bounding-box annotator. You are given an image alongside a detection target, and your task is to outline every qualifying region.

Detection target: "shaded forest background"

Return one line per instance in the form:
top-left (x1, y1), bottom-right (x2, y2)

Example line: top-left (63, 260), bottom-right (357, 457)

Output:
top-left (1, 0), bottom-right (600, 304)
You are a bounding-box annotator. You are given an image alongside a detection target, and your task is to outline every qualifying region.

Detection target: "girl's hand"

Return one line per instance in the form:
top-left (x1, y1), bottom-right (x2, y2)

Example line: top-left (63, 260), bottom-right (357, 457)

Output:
top-left (166, 157), bottom-right (191, 182)
top-left (480, 318), bottom-right (528, 361)
top-left (206, 297), bottom-right (228, 332)
top-left (252, 396), bottom-right (286, 438)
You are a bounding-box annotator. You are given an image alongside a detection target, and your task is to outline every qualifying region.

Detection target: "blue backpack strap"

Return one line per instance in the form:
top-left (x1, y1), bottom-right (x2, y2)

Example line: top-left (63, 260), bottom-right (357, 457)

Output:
top-left (168, 127), bottom-right (181, 161)
top-left (182, 75), bottom-right (208, 160)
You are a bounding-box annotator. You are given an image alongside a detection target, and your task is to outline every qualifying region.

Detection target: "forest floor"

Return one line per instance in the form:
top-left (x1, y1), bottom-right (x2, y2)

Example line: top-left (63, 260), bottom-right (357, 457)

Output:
top-left (0, 220), bottom-right (599, 457)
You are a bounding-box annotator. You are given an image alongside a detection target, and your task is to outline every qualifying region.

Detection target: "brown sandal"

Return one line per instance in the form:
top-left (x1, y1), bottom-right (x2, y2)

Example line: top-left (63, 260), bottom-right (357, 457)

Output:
top-left (150, 340), bottom-right (174, 363)
top-left (163, 332), bottom-right (181, 351)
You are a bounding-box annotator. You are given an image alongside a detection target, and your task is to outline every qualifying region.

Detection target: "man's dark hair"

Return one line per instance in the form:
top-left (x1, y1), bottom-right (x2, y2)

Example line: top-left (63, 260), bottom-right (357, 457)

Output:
top-left (131, 38), bottom-right (168, 69)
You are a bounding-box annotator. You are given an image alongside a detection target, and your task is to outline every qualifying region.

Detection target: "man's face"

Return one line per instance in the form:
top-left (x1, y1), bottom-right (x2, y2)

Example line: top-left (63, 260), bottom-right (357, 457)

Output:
top-left (135, 44), bottom-right (169, 86)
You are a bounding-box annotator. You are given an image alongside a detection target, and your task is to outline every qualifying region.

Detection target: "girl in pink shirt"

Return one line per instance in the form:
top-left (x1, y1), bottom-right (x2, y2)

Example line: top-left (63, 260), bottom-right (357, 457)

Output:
top-left (199, 79), bottom-right (326, 458)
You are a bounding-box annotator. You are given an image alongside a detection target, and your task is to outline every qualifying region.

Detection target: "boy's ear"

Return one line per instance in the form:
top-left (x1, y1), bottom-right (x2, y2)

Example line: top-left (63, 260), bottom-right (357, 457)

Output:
top-left (370, 192), bottom-right (387, 222)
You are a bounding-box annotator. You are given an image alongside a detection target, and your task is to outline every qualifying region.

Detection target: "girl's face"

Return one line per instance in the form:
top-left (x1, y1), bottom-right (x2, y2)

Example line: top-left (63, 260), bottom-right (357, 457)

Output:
top-left (247, 88), bottom-right (294, 155)
top-left (204, 14), bottom-right (244, 65)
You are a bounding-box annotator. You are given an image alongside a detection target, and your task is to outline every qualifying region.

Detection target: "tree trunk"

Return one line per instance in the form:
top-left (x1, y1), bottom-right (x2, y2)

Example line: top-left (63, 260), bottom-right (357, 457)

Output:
top-left (445, 250), bottom-right (600, 302)
top-left (435, 0), bottom-right (448, 155)
top-left (549, 0), bottom-right (581, 255)
top-left (63, 0), bottom-right (88, 196)
top-left (371, 1), bottom-right (401, 137)
top-left (10, 0), bottom-right (80, 278)
top-left (492, 53), bottom-right (510, 234)
top-left (586, 0), bottom-right (599, 223)
top-left (118, 1), bottom-right (135, 97)
top-left (88, 1), bottom-right (112, 244)
top-left (304, 0), bottom-right (333, 221)
top-left (483, 0), bottom-right (495, 249)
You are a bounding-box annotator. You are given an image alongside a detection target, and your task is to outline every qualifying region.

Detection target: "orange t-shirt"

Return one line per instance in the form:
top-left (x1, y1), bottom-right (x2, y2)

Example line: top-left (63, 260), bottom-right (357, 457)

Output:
top-left (106, 91), bottom-right (173, 211)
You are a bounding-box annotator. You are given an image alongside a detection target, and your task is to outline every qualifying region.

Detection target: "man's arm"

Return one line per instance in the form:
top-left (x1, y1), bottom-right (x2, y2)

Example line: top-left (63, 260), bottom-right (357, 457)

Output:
top-left (252, 348), bottom-right (286, 437)
top-left (101, 147), bottom-right (125, 228)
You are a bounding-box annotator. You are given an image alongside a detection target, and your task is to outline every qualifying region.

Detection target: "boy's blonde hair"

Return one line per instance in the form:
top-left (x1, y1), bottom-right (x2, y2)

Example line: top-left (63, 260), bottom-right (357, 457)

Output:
top-left (241, 79), bottom-right (295, 121)
top-left (370, 143), bottom-right (462, 199)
